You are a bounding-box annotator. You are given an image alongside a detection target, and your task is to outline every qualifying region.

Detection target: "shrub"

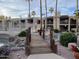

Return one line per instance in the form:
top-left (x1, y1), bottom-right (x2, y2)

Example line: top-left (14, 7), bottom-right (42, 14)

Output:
top-left (18, 31), bottom-right (26, 37)
top-left (60, 32), bottom-right (77, 47)
top-left (53, 29), bottom-right (60, 33)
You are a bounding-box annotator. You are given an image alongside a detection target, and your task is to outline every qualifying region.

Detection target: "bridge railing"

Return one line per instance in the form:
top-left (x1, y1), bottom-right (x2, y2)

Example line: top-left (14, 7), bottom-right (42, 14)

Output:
top-left (25, 27), bottom-right (31, 56)
top-left (50, 28), bottom-right (57, 54)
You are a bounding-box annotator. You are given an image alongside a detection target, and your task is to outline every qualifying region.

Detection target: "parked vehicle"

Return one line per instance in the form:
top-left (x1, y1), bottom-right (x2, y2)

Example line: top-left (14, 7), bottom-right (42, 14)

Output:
top-left (0, 33), bottom-right (11, 56)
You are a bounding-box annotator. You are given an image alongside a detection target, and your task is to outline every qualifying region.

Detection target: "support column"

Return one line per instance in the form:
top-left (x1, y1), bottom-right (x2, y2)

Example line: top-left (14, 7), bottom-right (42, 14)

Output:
top-left (53, 12), bottom-right (60, 30)
top-left (8, 21), bottom-right (10, 30)
top-left (19, 20), bottom-right (21, 30)
top-left (68, 17), bottom-right (71, 32)
top-left (2, 20), bottom-right (5, 31)
top-left (53, 16), bottom-right (56, 29)
top-left (9, 20), bottom-right (12, 30)
top-left (57, 16), bottom-right (60, 30)
top-left (77, 18), bottom-right (79, 32)
top-left (12, 20), bottom-right (15, 30)
top-left (34, 18), bottom-right (37, 31)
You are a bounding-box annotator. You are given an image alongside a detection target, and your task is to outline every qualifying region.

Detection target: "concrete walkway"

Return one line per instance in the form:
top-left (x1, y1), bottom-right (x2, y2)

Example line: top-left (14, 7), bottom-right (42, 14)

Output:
top-left (30, 33), bottom-right (52, 54)
top-left (57, 42), bottom-right (75, 59)
top-left (45, 32), bottom-right (75, 59)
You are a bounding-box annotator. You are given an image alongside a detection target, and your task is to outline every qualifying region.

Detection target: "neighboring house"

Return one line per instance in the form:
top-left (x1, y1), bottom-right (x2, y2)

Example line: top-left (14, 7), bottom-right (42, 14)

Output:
top-left (0, 15), bottom-right (78, 32)
top-left (26, 15), bottom-right (77, 32)
top-left (46, 15), bottom-right (77, 32)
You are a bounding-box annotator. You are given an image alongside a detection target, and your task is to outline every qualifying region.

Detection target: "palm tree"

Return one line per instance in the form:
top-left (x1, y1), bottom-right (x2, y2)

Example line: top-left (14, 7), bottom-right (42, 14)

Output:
top-left (49, 7), bottom-right (54, 15)
top-left (42, 0), bottom-right (48, 39)
top-left (75, 0), bottom-right (79, 35)
top-left (45, 0), bottom-right (47, 29)
top-left (39, 0), bottom-right (43, 35)
top-left (55, 0), bottom-right (58, 29)
top-left (49, 7), bottom-right (54, 29)
top-left (31, 11), bottom-right (36, 17)
top-left (26, 0), bottom-right (32, 18)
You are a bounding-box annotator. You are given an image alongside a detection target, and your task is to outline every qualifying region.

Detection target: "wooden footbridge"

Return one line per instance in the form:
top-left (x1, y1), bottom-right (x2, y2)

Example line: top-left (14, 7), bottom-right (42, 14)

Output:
top-left (25, 27), bottom-right (57, 55)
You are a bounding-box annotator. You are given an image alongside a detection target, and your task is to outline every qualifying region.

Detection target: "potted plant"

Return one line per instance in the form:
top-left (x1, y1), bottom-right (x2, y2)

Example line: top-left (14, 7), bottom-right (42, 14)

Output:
top-left (54, 29), bottom-right (60, 33)
top-left (53, 29), bottom-right (60, 41)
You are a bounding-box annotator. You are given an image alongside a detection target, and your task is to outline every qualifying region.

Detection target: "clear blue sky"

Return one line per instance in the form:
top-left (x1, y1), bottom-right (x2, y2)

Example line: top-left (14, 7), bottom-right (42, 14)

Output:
top-left (0, 0), bottom-right (79, 18)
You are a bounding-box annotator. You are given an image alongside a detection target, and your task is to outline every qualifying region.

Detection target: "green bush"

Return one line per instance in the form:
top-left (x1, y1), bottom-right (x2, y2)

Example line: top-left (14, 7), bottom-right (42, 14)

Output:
top-left (18, 31), bottom-right (26, 37)
top-left (60, 32), bottom-right (77, 47)
top-left (53, 29), bottom-right (60, 33)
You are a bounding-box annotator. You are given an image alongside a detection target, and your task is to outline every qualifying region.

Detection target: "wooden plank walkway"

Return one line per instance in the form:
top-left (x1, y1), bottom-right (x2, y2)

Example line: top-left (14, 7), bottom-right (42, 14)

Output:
top-left (30, 33), bottom-right (52, 54)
